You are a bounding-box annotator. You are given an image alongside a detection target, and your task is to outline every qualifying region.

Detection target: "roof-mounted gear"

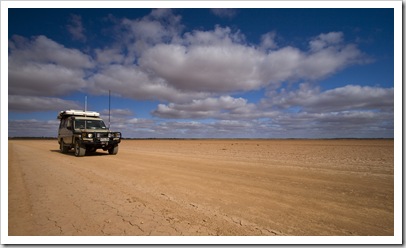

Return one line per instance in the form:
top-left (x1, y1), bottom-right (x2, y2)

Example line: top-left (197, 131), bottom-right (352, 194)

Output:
top-left (57, 109), bottom-right (100, 119)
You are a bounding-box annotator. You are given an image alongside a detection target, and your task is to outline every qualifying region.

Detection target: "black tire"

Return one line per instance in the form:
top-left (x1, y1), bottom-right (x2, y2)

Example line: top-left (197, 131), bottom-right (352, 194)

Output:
top-left (74, 140), bottom-right (86, 157)
top-left (108, 145), bottom-right (118, 155)
top-left (60, 140), bottom-right (69, 153)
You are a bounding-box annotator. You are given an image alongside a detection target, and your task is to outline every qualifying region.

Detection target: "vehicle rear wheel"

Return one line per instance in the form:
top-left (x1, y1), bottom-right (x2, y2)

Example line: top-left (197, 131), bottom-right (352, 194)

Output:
top-left (74, 140), bottom-right (86, 157)
top-left (108, 145), bottom-right (118, 155)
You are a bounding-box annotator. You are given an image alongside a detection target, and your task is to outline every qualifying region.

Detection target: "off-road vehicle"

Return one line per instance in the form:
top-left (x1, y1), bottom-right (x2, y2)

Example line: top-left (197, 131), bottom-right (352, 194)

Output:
top-left (57, 110), bottom-right (121, 157)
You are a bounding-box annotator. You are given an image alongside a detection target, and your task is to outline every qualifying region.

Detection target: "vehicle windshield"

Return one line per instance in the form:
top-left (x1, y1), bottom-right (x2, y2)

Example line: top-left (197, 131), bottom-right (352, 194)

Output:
top-left (75, 119), bottom-right (106, 130)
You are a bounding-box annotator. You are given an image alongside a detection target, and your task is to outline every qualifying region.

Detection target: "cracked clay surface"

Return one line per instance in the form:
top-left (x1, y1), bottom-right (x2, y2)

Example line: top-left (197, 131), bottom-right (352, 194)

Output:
top-left (8, 139), bottom-right (393, 236)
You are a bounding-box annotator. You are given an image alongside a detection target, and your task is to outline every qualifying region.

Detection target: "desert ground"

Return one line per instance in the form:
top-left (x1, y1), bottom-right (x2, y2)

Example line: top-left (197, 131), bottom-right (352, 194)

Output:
top-left (8, 139), bottom-right (393, 236)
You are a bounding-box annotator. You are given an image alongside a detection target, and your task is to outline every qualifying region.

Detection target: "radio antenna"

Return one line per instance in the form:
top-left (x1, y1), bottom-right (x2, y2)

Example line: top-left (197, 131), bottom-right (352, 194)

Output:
top-left (85, 95), bottom-right (87, 130)
top-left (108, 90), bottom-right (111, 130)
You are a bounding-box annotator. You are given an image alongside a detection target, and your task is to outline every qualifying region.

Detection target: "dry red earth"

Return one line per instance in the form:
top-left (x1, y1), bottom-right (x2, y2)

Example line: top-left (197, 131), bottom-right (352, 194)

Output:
top-left (8, 139), bottom-right (393, 236)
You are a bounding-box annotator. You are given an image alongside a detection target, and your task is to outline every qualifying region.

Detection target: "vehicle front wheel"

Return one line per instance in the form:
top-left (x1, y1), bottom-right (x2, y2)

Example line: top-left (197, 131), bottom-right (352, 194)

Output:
top-left (108, 145), bottom-right (118, 155)
top-left (74, 140), bottom-right (86, 157)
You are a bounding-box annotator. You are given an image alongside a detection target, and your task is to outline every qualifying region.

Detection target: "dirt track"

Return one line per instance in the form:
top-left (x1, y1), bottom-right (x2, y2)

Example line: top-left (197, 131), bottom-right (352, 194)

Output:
top-left (8, 139), bottom-right (393, 236)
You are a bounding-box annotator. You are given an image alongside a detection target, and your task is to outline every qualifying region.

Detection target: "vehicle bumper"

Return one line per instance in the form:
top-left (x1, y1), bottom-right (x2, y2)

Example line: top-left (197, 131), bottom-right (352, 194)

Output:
top-left (81, 138), bottom-right (121, 147)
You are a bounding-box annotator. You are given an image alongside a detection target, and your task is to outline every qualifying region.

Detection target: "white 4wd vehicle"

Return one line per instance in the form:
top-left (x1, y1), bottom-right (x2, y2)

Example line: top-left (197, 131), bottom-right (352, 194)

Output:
top-left (57, 110), bottom-right (121, 157)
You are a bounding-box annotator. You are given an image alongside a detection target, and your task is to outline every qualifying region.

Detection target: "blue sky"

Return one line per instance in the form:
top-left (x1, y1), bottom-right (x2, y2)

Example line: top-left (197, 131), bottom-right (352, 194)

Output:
top-left (7, 5), bottom-right (396, 138)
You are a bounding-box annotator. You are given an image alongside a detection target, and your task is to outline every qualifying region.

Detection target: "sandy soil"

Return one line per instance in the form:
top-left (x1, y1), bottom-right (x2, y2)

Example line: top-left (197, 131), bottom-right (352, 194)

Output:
top-left (8, 139), bottom-right (393, 236)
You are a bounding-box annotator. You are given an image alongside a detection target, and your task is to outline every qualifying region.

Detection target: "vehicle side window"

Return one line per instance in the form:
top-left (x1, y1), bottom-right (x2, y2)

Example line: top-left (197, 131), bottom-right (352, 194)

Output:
top-left (67, 119), bottom-right (72, 129)
top-left (59, 118), bottom-right (66, 129)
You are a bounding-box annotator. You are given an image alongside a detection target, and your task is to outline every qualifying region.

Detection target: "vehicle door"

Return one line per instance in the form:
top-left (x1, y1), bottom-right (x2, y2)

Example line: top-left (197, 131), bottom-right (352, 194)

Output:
top-left (59, 117), bottom-right (74, 145)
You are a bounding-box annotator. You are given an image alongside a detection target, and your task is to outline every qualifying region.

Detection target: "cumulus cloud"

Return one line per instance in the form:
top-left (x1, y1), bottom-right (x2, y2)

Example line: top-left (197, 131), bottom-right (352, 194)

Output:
top-left (260, 40), bottom-right (368, 83)
top-left (9, 111), bottom-right (393, 138)
top-left (153, 96), bottom-right (247, 119)
top-left (118, 9), bottom-right (183, 62)
top-left (147, 120), bottom-right (257, 138)
top-left (210, 9), bottom-right (238, 19)
top-left (8, 9), bottom-right (392, 139)
top-left (270, 110), bottom-right (393, 138)
top-left (139, 28), bottom-right (368, 94)
top-left (9, 35), bottom-right (93, 69)
top-left (260, 31), bottom-right (278, 50)
top-left (99, 108), bottom-right (135, 129)
top-left (88, 64), bottom-right (209, 102)
top-left (138, 26), bottom-right (263, 93)
top-left (67, 14), bottom-right (86, 42)
top-left (8, 35), bottom-right (93, 96)
top-left (266, 83), bottom-right (394, 112)
top-left (309, 32), bottom-right (344, 52)
top-left (255, 83), bottom-right (394, 138)
top-left (90, 10), bottom-right (369, 99)
top-left (98, 112), bottom-right (157, 137)
top-left (7, 10), bottom-right (371, 104)
top-left (9, 63), bottom-right (88, 96)
top-left (9, 95), bottom-right (82, 112)
top-left (95, 47), bottom-right (125, 65)
top-left (152, 95), bottom-right (277, 120)
top-left (139, 28), bottom-right (264, 93)
top-left (100, 108), bottom-right (133, 117)
top-left (9, 119), bottom-right (60, 137)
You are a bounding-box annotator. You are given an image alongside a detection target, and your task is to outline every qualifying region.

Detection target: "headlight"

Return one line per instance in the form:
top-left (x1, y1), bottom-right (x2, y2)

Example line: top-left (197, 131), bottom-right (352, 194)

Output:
top-left (82, 133), bottom-right (93, 138)
top-left (115, 133), bottom-right (121, 138)
top-left (108, 133), bottom-right (114, 138)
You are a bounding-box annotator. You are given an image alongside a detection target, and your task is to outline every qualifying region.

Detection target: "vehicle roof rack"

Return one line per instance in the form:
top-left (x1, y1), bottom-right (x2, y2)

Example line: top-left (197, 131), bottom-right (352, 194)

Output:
top-left (58, 110), bottom-right (100, 119)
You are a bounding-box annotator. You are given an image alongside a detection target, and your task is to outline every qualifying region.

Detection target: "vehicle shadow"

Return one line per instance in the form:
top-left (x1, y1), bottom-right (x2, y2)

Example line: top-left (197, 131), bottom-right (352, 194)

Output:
top-left (50, 150), bottom-right (110, 157)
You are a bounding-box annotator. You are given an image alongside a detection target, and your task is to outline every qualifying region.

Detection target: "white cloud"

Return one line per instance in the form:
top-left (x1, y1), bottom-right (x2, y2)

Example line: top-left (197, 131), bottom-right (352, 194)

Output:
top-left (210, 9), bottom-right (237, 19)
top-left (95, 47), bottom-right (125, 65)
top-left (8, 11), bottom-right (368, 108)
top-left (88, 64), bottom-right (209, 103)
top-left (67, 14), bottom-right (86, 42)
top-left (309, 32), bottom-right (343, 52)
top-left (270, 110), bottom-right (393, 138)
top-left (162, 119), bottom-right (257, 138)
top-left (90, 12), bottom-right (369, 99)
top-left (152, 95), bottom-right (277, 120)
top-left (260, 31), bottom-right (278, 50)
top-left (139, 29), bottom-right (368, 94)
top-left (300, 44), bottom-right (366, 80)
top-left (9, 63), bottom-right (88, 96)
top-left (260, 33), bottom-right (369, 83)
top-left (115, 118), bottom-right (156, 135)
top-left (8, 10), bottom-right (390, 139)
top-left (118, 9), bottom-right (183, 62)
top-left (9, 110), bottom-right (393, 138)
top-left (9, 119), bottom-right (60, 137)
top-left (100, 108), bottom-right (133, 117)
top-left (183, 25), bottom-right (245, 45)
top-left (9, 35), bottom-right (93, 69)
top-left (255, 83), bottom-right (394, 138)
top-left (153, 103), bottom-right (218, 119)
top-left (9, 95), bottom-right (82, 112)
top-left (139, 33), bottom-right (265, 92)
top-left (8, 35), bottom-right (93, 97)
top-left (153, 95), bottom-right (250, 119)
top-left (266, 83), bottom-right (394, 112)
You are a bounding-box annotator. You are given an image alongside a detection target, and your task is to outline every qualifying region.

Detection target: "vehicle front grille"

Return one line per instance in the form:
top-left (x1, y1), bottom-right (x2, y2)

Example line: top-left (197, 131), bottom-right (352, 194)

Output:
top-left (96, 132), bottom-right (108, 138)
